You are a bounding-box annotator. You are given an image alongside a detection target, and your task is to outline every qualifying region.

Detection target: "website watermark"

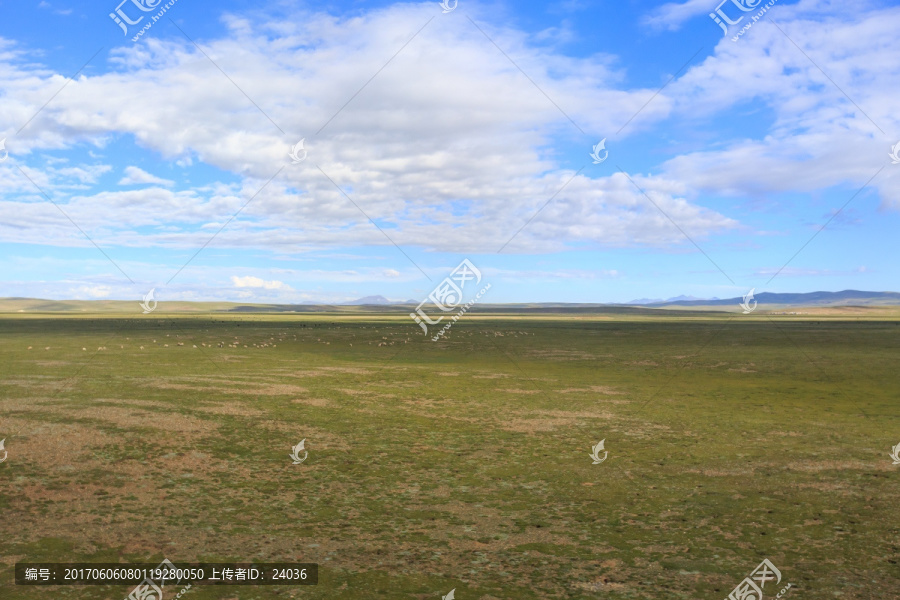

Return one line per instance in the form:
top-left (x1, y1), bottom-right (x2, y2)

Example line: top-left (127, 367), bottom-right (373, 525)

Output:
top-left (290, 439), bottom-right (308, 465)
top-left (410, 259), bottom-right (490, 341)
top-left (110, 0), bottom-right (183, 42)
top-left (140, 288), bottom-right (158, 314)
top-left (124, 558), bottom-right (190, 600)
top-left (590, 139), bottom-right (608, 164)
top-left (589, 439), bottom-right (608, 464)
top-left (889, 142), bottom-right (900, 165)
top-left (709, 0), bottom-right (782, 41)
top-left (289, 139), bottom-right (307, 164)
top-left (740, 288), bottom-right (758, 314)
top-left (726, 558), bottom-right (790, 600)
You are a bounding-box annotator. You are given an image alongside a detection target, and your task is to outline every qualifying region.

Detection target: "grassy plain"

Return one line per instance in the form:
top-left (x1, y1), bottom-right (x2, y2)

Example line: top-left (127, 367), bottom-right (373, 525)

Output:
top-left (1, 311), bottom-right (898, 599)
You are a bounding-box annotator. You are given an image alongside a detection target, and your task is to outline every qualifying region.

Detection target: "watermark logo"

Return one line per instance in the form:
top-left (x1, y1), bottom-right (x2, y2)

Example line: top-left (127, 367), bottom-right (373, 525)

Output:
top-left (111, 0), bottom-right (182, 42)
top-left (712, 0), bottom-right (783, 42)
top-left (889, 142), bottom-right (900, 165)
top-left (290, 439), bottom-right (308, 464)
top-left (110, 0), bottom-right (161, 35)
top-left (289, 139), bottom-right (307, 164)
top-left (0, 438), bottom-right (7, 463)
top-left (890, 443), bottom-right (900, 465)
top-left (726, 558), bottom-right (789, 600)
top-left (140, 288), bottom-right (158, 314)
top-left (0, 138), bottom-right (8, 162)
top-left (442, 589), bottom-right (455, 600)
top-left (410, 259), bottom-right (491, 341)
top-left (590, 139), bottom-right (608, 164)
top-left (124, 559), bottom-right (183, 600)
top-left (589, 439), bottom-right (608, 464)
top-left (127, 578), bottom-right (162, 600)
top-left (440, 0), bottom-right (458, 13)
top-left (125, 558), bottom-right (175, 600)
top-left (709, 0), bottom-right (762, 35)
top-left (740, 288), bottom-right (757, 314)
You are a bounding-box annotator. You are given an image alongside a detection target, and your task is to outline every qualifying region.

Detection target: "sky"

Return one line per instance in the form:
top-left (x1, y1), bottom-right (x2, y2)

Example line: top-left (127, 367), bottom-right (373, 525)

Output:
top-left (0, 0), bottom-right (898, 304)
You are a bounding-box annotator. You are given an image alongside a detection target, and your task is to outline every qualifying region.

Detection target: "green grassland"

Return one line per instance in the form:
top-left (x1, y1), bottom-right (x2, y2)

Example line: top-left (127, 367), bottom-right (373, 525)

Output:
top-left (1, 312), bottom-right (898, 599)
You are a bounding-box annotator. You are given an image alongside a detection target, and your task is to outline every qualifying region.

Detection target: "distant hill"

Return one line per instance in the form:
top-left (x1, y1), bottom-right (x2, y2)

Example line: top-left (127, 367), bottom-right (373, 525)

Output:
top-left (628, 295), bottom-right (714, 305)
top-left (343, 296), bottom-right (420, 305)
top-left (1, 290), bottom-right (898, 314)
top-left (638, 290), bottom-right (900, 308)
top-left (343, 295), bottom-right (391, 305)
top-left (0, 297), bottom-right (700, 316)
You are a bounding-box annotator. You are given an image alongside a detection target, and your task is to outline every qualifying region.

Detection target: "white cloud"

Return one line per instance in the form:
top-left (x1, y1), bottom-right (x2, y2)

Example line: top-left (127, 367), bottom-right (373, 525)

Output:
top-left (655, 2), bottom-right (900, 206)
top-left (0, 4), bottom-right (730, 255)
top-left (1, 1), bottom-right (895, 264)
top-left (119, 166), bottom-right (174, 186)
top-left (74, 285), bottom-right (112, 299)
top-left (230, 275), bottom-right (291, 290)
top-left (642, 0), bottom-right (715, 31)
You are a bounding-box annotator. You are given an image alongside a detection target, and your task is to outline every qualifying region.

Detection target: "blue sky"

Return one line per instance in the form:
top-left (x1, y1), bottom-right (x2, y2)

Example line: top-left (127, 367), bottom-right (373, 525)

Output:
top-left (1, 0), bottom-right (898, 304)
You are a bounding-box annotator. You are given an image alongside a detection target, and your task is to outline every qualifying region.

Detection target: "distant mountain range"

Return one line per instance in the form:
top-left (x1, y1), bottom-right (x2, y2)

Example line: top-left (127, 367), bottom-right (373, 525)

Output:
top-left (330, 290), bottom-right (900, 308)
top-left (627, 295), bottom-right (714, 304)
top-left (629, 290), bottom-right (900, 307)
top-left (342, 295), bottom-right (417, 305)
top-left (1, 290), bottom-right (899, 313)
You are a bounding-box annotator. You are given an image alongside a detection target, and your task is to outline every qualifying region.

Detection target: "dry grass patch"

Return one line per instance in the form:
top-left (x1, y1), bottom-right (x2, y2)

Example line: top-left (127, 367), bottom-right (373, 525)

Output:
top-left (0, 421), bottom-right (109, 468)
top-left (683, 467), bottom-right (756, 477)
top-left (24, 402), bottom-right (211, 435)
top-left (193, 403), bottom-right (268, 417)
top-left (781, 459), bottom-right (879, 473)
top-left (557, 385), bottom-right (624, 395)
top-left (289, 397), bottom-right (332, 407)
top-left (144, 378), bottom-right (307, 396)
top-left (498, 408), bottom-right (616, 433)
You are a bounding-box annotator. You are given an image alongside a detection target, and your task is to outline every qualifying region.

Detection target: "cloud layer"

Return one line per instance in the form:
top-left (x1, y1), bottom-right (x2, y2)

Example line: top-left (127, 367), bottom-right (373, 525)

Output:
top-left (0, 3), bottom-right (742, 258)
top-left (0, 0), bottom-right (898, 301)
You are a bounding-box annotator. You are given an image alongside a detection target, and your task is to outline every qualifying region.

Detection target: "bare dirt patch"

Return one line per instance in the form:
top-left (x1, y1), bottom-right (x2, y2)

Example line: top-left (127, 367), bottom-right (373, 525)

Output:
top-left (782, 459), bottom-right (878, 473)
top-left (557, 385), bottom-right (624, 395)
top-left (193, 403), bottom-right (268, 418)
top-left (290, 397), bottom-right (332, 407)
top-left (499, 408), bottom-right (616, 432)
top-left (25, 402), bottom-right (211, 435)
top-left (145, 379), bottom-right (307, 396)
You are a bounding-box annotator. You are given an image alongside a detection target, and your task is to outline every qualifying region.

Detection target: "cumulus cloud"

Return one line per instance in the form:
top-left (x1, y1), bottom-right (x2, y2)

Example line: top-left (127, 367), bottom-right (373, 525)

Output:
top-left (73, 285), bottom-right (112, 299)
top-left (230, 275), bottom-right (291, 290)
top-left (656, 2), bottom-right (900, 206)
top-left (119, 166), bottom-right (174, 186)
top-left (641, 0), bottom-right (715, 31)
top-left (0, 3), bottom-right (734, 256)
top-left (0, 0), bottom-right (895, 271)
